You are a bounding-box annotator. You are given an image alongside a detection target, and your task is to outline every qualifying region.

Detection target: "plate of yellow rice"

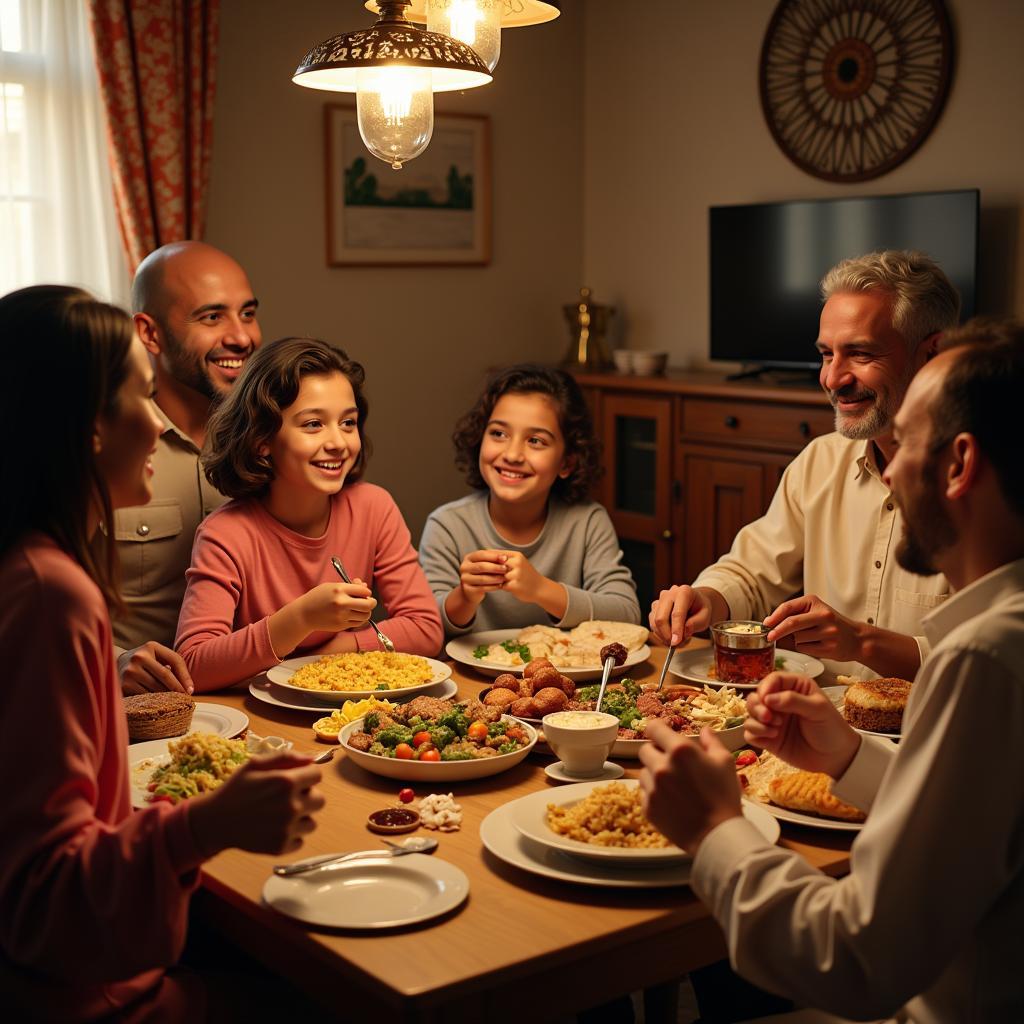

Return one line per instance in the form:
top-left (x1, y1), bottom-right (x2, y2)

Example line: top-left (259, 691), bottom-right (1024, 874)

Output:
top-left (266, 652), bottom-right (451, 703)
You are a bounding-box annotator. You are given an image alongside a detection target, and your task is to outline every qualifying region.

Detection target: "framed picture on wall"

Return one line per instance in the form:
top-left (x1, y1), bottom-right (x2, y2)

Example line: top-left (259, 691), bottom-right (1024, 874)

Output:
top-left (324, 105), bottom-right (491, 266)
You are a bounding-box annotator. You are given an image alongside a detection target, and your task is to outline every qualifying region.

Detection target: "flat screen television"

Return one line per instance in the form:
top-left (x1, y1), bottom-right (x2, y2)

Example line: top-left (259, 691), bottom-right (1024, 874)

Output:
top-left (709, 190), bottom-right (979, 371)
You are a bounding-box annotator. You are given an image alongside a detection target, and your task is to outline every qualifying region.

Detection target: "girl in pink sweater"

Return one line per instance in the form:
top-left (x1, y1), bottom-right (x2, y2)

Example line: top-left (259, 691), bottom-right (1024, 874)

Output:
top-left (0, 286), bottom-right (323, 1021)
top-left (175, 337), bottom-right (442, 691)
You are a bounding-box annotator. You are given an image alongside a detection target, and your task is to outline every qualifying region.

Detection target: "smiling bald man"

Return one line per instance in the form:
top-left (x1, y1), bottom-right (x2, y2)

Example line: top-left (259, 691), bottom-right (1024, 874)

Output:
top-left (111, 242), bottom-right (262, 694)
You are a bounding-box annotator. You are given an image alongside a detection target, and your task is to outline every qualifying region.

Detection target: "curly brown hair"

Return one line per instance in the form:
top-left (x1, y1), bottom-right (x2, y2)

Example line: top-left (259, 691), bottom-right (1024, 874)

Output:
top-left (203, 337), bottom-right (370, 500)
top-left (452, 364), bottom-right (601, 505)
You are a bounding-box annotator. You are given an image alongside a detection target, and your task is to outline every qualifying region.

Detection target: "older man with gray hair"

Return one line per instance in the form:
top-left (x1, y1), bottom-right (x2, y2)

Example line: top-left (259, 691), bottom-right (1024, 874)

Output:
top-left (649, 250), bottom-right (960, 681)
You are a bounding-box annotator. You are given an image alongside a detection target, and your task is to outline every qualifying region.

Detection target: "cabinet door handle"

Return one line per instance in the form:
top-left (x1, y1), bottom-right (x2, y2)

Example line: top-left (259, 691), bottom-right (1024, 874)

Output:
top-left (799, 420), bottom-right (811, 438)
top-left (661, 529), bottom-right (674, 540)
top-left (724, 415), bottom-right (739, 428)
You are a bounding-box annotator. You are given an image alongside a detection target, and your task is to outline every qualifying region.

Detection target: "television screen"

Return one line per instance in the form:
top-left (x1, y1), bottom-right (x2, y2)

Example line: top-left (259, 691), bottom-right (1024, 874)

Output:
top-left (709, 190), bottom-right (978, 369)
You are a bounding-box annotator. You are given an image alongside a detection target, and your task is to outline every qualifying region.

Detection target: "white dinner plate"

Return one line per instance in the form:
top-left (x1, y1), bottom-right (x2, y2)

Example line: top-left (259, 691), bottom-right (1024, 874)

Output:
top-left (249, 676), bottom-right (458, 713)
top-left (481, 797), bottom-right (780, 889)
top-left (261, 853), bottom-right (468, 929)
top-left (266, 655), bottom-right (451, 703)
top-left (129, 740), bottom-right (174, 808)
top-left (743, 795), bottom-right (865, 832)
top-left (669, 647), bottom-right (825, 690)
top-left (447, 629), bottom-right (651, 681)
top-left (821, 685), bottom-right (901, 741)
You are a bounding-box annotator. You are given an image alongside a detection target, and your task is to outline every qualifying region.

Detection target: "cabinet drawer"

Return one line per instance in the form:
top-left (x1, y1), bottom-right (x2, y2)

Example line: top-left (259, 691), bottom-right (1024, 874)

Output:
top-left (681, 398), bottom-right (833, 450)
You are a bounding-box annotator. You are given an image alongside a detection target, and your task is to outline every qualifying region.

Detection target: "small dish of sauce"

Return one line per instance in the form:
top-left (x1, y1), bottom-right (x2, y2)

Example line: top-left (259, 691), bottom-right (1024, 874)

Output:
top-left (367, 807), bottom-right (421, 834)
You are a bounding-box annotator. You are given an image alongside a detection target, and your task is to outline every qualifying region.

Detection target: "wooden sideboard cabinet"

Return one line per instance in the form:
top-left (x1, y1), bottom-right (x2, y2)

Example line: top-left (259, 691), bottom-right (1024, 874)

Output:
top-left (573, 370), bottom-right (833, 602)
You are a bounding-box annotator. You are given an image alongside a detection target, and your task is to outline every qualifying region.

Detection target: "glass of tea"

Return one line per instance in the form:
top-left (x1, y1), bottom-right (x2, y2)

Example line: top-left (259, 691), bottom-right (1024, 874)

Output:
top-left (711, 620), bottom-right (775, 685)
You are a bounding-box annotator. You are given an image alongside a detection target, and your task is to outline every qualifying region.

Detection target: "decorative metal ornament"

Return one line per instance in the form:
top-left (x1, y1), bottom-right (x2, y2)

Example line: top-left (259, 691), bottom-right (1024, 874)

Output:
top-left (759, 0), bottom-right (953, 182)
top-left (294, 0), bottom-right (492, 93)
top-left (364, 0), bottom-right (561, 27)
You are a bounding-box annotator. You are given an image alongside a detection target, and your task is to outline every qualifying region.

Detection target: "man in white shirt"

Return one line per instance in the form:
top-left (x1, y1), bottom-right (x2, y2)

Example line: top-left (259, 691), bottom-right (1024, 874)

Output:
top-left (639, 320), bottom-right (1024, 1023)
top-left (649, 251), bottom-right (960, 680)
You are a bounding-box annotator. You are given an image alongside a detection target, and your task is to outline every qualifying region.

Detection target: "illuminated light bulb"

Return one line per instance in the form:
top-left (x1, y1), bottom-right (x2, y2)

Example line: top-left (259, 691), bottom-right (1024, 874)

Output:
top-left (356, 67), bottom-right (434, 170)
top-left (427, 0), bottom-right (501, 72)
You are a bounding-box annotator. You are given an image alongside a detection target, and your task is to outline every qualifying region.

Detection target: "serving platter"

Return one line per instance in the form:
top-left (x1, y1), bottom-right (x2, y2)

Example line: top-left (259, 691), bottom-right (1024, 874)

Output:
top-left (266, 654), bottom-right (451, 703)
top-left (262, 853), bottom-right (469, 929)
top-left (669, 647), bottom-right (825, 689)
top-left (447, 629), bottom-right (650, 681)
top-left (249, 676), bottom-right (457, 713)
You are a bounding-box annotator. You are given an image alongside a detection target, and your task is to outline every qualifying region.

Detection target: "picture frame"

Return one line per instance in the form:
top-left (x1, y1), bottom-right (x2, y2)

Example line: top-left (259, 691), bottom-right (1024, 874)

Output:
top-left (324, 105), bottom-right (491, 267)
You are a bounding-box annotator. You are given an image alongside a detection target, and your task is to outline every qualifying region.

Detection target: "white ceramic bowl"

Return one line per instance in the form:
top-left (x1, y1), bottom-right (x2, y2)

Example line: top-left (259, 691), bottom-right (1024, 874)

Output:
top-left (612, 349), bottom-right (633, 373)
top-left (542, 710), bottom-right (619, 776)
top-left (632, 351), bottom-right (668, 376)
top-left (339, 716), bottom-right (537, 781)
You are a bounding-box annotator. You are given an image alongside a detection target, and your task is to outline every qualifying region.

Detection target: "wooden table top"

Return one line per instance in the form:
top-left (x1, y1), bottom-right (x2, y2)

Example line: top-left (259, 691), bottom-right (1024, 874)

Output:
top-left (185, 650), bottom-right (852, 1022)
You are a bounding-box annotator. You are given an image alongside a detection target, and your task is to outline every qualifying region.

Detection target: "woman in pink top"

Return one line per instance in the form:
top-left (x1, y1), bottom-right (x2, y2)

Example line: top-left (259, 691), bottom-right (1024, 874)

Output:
top-left (0, 287), bottom-right (324, 1022)
top-left (175, 337), bottom-right (443, 691)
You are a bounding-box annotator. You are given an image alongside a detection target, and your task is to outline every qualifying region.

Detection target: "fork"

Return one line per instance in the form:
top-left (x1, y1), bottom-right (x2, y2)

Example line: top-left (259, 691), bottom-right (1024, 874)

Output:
top-left (330, 555), bottom-right (396, 653)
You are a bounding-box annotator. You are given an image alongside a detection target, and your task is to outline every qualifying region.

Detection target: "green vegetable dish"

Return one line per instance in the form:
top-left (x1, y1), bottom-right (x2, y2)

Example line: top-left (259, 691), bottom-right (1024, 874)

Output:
top-left (473, 639), bottom-right (531, 662)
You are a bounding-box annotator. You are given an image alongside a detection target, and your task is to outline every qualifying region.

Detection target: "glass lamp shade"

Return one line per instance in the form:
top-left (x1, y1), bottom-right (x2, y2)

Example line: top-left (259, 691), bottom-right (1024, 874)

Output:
top-left (356, 67), bottom-right (433, 169)
top-left (365, 0), bottom-right (561, 28)
top-left (427, 1), bottom-right (501, 72)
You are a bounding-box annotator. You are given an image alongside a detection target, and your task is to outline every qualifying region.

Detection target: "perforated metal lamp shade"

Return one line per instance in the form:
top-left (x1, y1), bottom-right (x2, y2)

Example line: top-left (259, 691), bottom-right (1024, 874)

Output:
top-left (364, 0), bottom-right (561, 27)
top-left (293, 3), bottom-right (492, 93)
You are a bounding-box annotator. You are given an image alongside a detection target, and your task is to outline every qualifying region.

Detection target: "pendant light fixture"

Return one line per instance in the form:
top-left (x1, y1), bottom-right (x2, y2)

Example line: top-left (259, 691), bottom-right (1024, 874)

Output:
top-left (364, 0), bottom-right (561, 71)
top-left (293, 0), bottom-right (492, 170)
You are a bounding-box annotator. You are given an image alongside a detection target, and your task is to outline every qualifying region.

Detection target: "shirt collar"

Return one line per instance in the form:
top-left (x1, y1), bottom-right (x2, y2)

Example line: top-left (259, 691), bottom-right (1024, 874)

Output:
top-left (922, 557), bottom-right (1024, 643)
top-left (156, 405), bottom-right (201, 454)
top-left (854, 439), bottom-right (883, 482)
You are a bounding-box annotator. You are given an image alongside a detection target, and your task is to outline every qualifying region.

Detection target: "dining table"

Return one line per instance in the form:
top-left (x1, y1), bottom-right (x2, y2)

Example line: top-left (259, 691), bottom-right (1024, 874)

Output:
top-left (179, 644), bottom-right (854, 1023)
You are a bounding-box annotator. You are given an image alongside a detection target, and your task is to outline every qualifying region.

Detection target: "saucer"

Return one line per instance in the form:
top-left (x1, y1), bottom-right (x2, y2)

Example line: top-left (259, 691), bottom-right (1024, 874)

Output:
top-left (544, 760), bottom-right (625, 783)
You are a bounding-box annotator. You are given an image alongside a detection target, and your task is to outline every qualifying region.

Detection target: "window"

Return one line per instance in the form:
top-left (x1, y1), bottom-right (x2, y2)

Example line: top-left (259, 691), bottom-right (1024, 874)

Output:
top-left (0, 0), bottom-right (128, 303)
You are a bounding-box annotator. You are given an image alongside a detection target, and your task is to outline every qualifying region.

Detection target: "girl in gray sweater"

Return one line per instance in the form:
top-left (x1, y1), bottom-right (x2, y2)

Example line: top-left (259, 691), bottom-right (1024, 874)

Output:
top-left (419, 364), bottom-right (640, 637)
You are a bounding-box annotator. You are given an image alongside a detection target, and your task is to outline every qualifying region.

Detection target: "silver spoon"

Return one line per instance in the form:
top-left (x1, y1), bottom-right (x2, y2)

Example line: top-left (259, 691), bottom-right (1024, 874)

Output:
top-left (330, 555), bottom-right (396, 653)
top-left (273, 835), bottom-right (437, 877)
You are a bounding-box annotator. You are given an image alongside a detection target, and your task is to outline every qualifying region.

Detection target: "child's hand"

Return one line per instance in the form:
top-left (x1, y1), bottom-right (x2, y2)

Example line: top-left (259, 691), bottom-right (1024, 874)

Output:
top-left (458, 549), bottom-right (509, 605)
top-left (499, 552), bottom-right (547, 603)
top-left (301, 580), bottom-right (376, 633)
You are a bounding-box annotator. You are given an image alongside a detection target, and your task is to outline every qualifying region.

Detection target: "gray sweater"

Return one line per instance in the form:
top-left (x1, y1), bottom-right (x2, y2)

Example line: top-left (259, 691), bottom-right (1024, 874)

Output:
top-left (418, 491), bottom-right (641, 637)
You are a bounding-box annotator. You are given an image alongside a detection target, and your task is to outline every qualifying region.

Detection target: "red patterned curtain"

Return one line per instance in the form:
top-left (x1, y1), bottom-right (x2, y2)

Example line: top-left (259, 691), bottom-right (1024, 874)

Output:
top-left (86, 1), bottom-right (220, 273)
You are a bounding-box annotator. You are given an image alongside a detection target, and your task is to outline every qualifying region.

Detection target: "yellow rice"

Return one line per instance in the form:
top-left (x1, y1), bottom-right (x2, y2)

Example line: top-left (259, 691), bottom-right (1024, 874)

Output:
top-left (546, 782), bottom-right (670, 848)
top-left (287, 652), bottom-right (433, 692)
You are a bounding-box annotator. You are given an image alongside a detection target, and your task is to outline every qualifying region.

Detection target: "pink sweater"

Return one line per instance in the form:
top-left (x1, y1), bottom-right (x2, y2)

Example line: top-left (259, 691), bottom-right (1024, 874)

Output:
top-left (176, 482), bottom-right (443, 692)
top-left (0, 534), bottom-right (205, 1022)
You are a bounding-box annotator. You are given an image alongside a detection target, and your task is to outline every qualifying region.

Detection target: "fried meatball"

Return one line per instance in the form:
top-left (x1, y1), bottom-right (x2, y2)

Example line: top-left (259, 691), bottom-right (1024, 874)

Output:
top-left (518, 679), bottom-right (534, 698)
top-left (599, 642), bottom-right (629, 667)
top-left (494, 673), bottom-right (520, 691)
top-left (551, 674), bottom-right (576, 699)
top-left (532, 687), bottom-right (569, 716)
top-left (483, 687), bottom-right (519, 710)
top-left (511, 697), bottom-right (540, 719)
top-left (528, 666), bottom-right (563, 694)
top-left (523, 658), bottom-right (554, 678)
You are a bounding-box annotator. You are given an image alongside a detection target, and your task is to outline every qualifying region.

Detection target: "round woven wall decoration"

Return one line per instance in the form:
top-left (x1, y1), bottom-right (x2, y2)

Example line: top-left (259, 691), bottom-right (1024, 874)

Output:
top-left (759, 0), bottom-right (953, 182)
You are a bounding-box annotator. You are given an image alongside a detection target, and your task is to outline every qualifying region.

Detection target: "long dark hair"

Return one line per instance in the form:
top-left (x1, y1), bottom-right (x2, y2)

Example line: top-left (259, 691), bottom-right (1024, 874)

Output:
top-left (0, 285), bottom-right (133, 609)
top-left (452, 364), bottom-right (602, 504)
top-left (203, 336), bottom-right (371, 499)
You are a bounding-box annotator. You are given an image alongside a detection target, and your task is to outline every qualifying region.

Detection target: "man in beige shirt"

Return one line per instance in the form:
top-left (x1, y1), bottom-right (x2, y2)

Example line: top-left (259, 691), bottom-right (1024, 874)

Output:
top-left (650, 250), bottom-right (960, 680)
top-left (113, 242), bottom-right (262, 694)
top-left (639, 321), bottom-right (1024, 1023)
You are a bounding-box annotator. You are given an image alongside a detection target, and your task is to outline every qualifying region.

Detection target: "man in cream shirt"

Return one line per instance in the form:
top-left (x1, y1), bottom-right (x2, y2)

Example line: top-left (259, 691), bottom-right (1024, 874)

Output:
top-left (112, 242), bottom-right (262, 694)
top-left (640, 320), bottom-right (1024, 1022)
top-left (650, 250), bottom-right (960, 680)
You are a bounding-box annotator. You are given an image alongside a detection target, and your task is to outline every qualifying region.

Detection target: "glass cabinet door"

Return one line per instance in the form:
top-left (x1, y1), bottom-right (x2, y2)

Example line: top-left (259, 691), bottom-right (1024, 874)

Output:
top-left (600, 394), bottom-right (674, 599)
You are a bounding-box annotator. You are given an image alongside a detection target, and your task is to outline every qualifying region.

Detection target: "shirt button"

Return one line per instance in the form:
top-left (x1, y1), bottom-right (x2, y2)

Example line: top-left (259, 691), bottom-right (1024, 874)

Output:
top-left (137, 524), bottom-right (150, 537)
top-left (874, 560), bottom-right (882, 569)
top-left (867, 617), bottom-right (875, 625)
top-left (886, 502), bottom-right (894, 511)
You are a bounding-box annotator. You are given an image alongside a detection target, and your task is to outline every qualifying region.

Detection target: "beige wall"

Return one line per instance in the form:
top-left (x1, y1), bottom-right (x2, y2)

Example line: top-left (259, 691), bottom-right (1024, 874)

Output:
top-left (206, 0), bottom-right (585, 540)
top-left (582, 0), bottom-right (1024, 365)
